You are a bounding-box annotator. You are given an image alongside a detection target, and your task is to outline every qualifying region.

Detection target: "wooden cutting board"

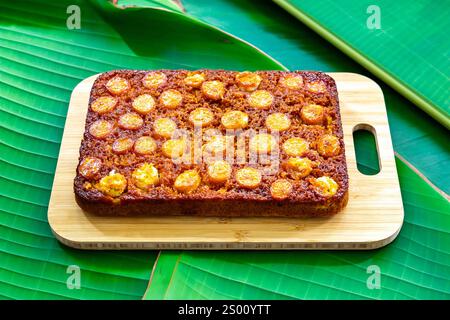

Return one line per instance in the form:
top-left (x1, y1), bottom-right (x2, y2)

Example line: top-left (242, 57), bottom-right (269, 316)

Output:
top-left (48, 73), bottom-right (403, 250)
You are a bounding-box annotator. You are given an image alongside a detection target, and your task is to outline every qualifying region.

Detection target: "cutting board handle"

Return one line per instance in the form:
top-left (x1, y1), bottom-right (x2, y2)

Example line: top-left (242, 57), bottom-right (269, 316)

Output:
top-left (352, 123), bottom-right (381, 174)
top-left (340, 73), bottom-right (397, 182)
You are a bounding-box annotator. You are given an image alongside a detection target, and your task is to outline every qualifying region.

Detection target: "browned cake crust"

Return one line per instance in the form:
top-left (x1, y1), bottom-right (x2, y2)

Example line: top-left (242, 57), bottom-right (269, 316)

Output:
top-left (74, 70), bottom-right (349, 216)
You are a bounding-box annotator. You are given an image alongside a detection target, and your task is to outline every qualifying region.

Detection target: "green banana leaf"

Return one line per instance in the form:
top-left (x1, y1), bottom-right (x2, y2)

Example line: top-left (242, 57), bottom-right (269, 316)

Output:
top-left (116, 0), bottom-right (185, 12)
top-left (0, 0), bottom-right (283, 299)
top-left (273, 0), bottom-right (450, 129)
top-left (0, 0), bottom-right (448, 300)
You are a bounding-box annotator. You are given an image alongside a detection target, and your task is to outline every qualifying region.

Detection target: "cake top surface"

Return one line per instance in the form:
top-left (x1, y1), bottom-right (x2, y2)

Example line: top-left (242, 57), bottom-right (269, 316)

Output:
top-left (75, 70), bottom-right (348, 203)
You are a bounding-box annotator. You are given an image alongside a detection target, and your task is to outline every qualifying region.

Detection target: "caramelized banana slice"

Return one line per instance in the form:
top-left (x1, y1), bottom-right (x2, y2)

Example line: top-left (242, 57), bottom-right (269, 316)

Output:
top-left (162, 139), bottom-right (186, 159)
top-left (249, 133), bottom-right (277, 155)
top-left (207, 160), bottom-right (232, 184)
top-left (307, 81), bottom-right (327, 93)
top-left (96, 171), bottom-right (127, 197)
top-left (189, 108), bottom-right (214, 127)
top-left (270, 179), bottom-right (293, 200)
top-left (153, 118), bottom-right (177, 138)
top-left (317, 134), bottom-right (341, 157)
top-left (159, 89), bottom-right (183, 109)
top-left (202, 80), bottom-right (225, 100)
top-left (134, 136), bottom-right (157, 155)
top-left (91, 96), bottom-right (117, 114)
top-left (118, 112), bottom-right (144, 130)
top-left (265, 113), bottom-right (291, 131)
top-left (78, 157), bottom-right (101, 179)
top-left (203, 135), bottom-right (227, 155)
top-left (132, 94), bottom-right (156, 115)
top-left (235, 72), bottom-right (261, 91)
top-left (285, 157), bottom-right (313, 179)
top-left (106, 76), bottom-right (129, 95)
top-left (221, 110), bottom-right (249, 129)
top-left (142, 72), bottom-right (167, 89)
top-left (184, 72), bottom-right (205, 88)
top-left (89, 120), bottom-right (113, 139)
top-left (280, 74), bottom-right (303, 90)
top-left (311, 176), bottom-right (338, 197)
top-left (112, 137), bottom-right (134, 154)
top-left (236, 167), bottom-right (262, 189)
top-left (248, 90), bottom-right (273, 109)
top-left (301, 104), bottom-right (324, 125)
top-left (132, 163), bottom-right (159, 190)
top-left (282, 137), bottom-right (309, 157)
top-left (174, 170), bottom-right (201, 193)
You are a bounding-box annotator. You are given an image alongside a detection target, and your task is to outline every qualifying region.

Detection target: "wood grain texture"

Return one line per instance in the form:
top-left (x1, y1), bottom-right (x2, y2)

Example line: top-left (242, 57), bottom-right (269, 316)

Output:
top-left (48, 73), bottom-right (403, 250)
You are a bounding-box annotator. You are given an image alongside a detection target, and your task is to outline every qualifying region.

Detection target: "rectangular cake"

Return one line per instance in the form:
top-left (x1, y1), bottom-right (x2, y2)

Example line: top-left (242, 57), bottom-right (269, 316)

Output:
top-left (74, 70), bottom-right (349, 216)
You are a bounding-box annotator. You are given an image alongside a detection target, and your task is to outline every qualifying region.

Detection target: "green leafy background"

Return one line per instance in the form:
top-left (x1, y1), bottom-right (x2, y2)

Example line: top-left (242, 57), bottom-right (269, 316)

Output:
top-left (274, 0), bottom-right (450, 128)
top-left (0, 0), bottom-right (449, 299)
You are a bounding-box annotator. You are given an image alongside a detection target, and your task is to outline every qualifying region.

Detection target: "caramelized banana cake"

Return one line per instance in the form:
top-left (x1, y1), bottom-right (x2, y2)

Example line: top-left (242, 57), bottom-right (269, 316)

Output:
top-left (74, 70), bottom-right (349, 216)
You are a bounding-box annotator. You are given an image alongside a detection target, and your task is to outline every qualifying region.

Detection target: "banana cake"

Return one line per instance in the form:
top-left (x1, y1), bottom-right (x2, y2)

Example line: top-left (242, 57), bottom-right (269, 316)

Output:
top-left (74, 70), bottom-right (349, 216)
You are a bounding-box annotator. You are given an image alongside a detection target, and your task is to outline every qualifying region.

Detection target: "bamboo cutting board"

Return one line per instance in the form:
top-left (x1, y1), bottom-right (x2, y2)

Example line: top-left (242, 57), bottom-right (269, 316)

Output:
top-left (48, 73), bottom-right (403, 250)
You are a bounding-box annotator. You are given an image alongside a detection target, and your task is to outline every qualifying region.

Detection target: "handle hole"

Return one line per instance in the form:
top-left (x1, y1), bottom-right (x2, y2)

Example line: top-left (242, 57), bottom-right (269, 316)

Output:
top-left (353, 125), bottom-right (380, 175)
